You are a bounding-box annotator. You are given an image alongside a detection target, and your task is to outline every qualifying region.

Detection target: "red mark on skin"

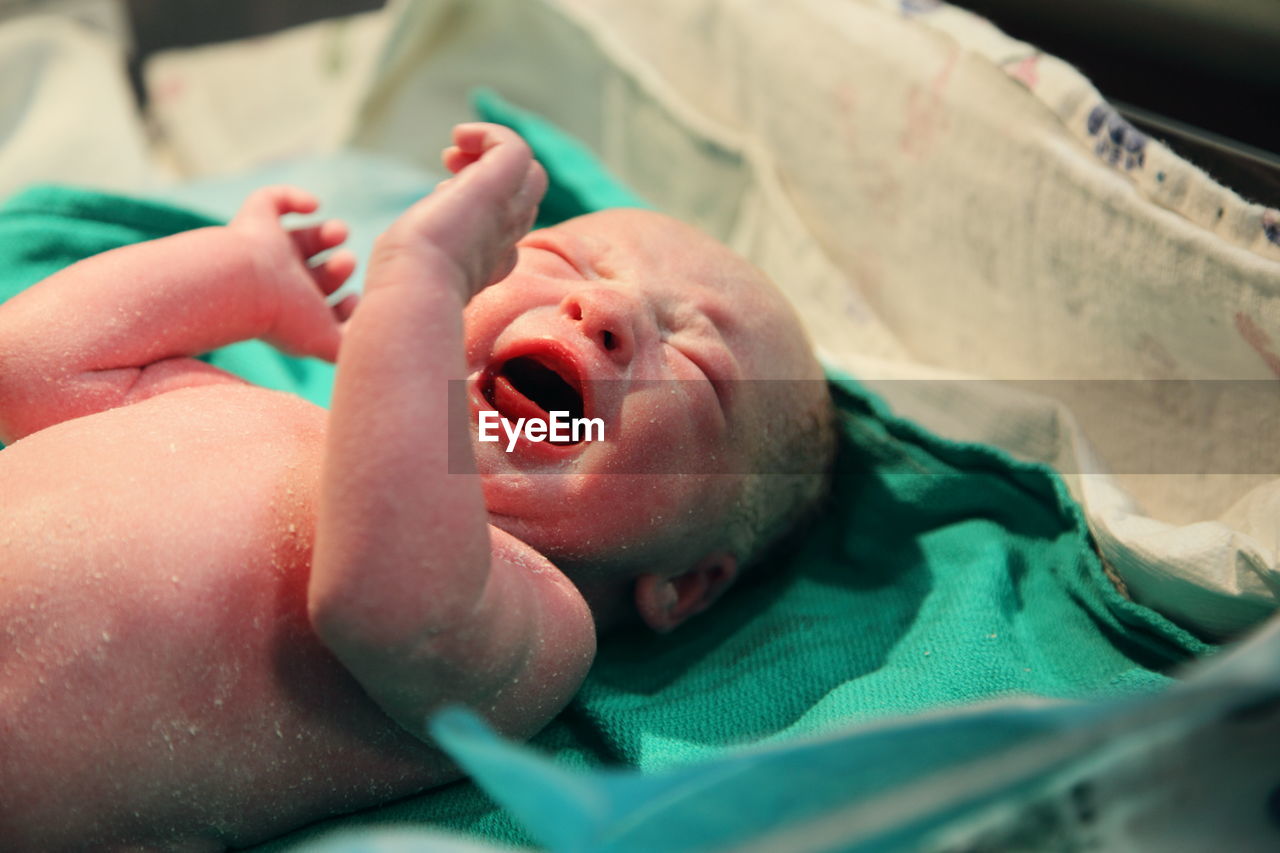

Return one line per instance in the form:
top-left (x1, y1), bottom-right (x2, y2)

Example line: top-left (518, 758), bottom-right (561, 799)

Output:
top-left (1005, 54), bottom-right (1040, 88)
top-left (1234, 311), bottom-right (1280, 379)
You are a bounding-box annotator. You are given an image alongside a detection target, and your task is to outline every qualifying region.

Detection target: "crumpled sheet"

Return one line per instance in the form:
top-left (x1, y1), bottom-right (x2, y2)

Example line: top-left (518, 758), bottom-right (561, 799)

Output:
top-left (267, 618), bottom-right (1280, 852)
top-left (337, 0), bottom-right (1280, 641)
top-left (419, 616), bottom-right (1280, 853)
top-left (3, 3), bottom-right (1280, 851)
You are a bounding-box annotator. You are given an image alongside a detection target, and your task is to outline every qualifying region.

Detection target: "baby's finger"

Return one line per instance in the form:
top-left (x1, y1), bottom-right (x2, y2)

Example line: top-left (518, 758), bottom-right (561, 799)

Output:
top-left (442, 145), bottom-right (480, 175)
top-left (272, 185), bottom-right (320, 216)
top-left (446, 123), bottom-right (533, 199)
top-left (516, 161), bottom-right (548, 211)
top-left (451, 123), bottom-right (529, 163)
top-left (331, 293), bottom-right (360, 323)
top-left (310, 249), bottom-right (357, 295)
top-left (243, 185), bottom-right (319, 220)
top-left (451, 123), bottom-right (497, 154)
top-left (291, 220), bottom-right (348, 259)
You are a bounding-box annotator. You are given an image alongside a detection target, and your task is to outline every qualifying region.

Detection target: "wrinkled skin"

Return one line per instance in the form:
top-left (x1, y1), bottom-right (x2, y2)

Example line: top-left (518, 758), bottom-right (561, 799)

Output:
top-left (0, 124), bottom-right (822, 850)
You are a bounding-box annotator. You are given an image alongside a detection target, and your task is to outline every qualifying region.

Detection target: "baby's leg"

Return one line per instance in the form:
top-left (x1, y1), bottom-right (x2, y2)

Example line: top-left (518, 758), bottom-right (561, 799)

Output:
top-left (311, 125), bottom-right (593, 741)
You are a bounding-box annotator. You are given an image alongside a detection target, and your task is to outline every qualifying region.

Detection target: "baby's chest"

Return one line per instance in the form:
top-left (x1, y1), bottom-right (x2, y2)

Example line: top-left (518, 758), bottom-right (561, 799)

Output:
top-left (0, 390), bottom-right (445, 825)
top-left (2, 387), bottom-right (321, 591)
top-left (0, 387), bottom-right (325, 688)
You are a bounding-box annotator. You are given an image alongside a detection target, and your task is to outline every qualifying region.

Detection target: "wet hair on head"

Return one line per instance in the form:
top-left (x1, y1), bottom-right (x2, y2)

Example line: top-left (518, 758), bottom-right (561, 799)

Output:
top-left (725, 381), bottom-right (838, 573)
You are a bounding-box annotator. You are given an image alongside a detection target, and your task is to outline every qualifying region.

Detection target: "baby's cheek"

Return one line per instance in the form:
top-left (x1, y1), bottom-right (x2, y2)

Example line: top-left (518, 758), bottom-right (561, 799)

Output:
top-left (580, 473), bottom-right (701, 546)
top-left (461, 283), bottom-right (549, 362)
top-left (461, 294), bottom-right (502, 352)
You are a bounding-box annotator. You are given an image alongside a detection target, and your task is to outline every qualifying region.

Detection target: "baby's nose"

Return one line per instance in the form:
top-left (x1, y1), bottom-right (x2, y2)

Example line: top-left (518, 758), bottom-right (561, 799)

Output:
top-left (560, 287), bottom-right (645, 365)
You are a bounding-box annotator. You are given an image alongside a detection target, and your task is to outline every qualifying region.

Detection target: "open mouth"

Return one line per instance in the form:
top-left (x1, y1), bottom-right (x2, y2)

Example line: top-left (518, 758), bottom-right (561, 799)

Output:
top-left (483, 354), bottom-right (586, 444)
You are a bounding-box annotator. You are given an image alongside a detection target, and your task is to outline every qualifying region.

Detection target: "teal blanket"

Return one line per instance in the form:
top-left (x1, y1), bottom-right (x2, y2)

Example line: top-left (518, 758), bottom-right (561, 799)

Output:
top-left (0, 93), bottom-right (1213, 851)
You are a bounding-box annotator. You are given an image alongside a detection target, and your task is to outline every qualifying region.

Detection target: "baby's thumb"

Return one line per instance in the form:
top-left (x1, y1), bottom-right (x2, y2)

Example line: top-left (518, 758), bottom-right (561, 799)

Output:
top-left (307, 323), bottom-right (343, 364)
top-left (272, 313), bottom-right (342, 364)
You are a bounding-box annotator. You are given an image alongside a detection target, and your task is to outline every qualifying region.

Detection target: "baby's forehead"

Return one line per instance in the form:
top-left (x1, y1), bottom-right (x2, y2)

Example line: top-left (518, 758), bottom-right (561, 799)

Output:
top-left (562, 212), bottom-right (767, 294)
top-left (560, 210), bottom-right (733, 265)
top-left (560, 208), bottom-right (699, 240)
top-left (555, 210), bottom-right (813, 369)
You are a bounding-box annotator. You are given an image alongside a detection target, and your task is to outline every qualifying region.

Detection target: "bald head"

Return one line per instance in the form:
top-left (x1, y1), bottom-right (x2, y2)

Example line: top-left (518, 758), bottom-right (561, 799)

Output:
top-left (557, 209), bottom-right (836, 567)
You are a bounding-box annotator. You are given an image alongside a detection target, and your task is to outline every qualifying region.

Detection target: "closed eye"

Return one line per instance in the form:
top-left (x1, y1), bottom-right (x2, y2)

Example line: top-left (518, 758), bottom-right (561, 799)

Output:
top-left (540, 246), bottom-right (585, 277)
top-left (669, 342), bottom-right (728, 414)
top-left (520, 234), bottom-right (595, 279)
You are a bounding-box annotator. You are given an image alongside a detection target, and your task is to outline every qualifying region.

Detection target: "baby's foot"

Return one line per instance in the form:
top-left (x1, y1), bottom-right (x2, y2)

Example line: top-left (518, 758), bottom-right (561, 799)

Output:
top-left (373, 123), bottom-right (547, 300)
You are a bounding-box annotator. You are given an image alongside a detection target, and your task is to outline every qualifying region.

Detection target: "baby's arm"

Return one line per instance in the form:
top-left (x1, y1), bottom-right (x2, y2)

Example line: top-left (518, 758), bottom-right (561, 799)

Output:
top-left (309, 124), bottom-right (595, 741)
top-left (0, 188), bottom-right (354, 444)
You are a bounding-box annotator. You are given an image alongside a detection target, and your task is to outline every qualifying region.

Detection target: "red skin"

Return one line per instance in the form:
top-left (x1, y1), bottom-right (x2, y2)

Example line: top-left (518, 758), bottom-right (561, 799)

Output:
top-left (464, 209), bottom-right (825, 597)
top-left (0, 125), bottom-right (593, 851)
top-left (0, 123), bottom-right (821, 850)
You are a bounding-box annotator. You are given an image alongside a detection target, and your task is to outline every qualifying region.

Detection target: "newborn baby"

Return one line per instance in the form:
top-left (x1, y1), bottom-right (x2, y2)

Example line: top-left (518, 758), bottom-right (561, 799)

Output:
top-left (0, 124), bottom-right (834, 850)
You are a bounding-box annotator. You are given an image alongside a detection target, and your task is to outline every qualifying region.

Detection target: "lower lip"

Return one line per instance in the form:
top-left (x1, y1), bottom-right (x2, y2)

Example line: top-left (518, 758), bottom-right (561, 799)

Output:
top-left (469, 373), bottom-right (584, 460)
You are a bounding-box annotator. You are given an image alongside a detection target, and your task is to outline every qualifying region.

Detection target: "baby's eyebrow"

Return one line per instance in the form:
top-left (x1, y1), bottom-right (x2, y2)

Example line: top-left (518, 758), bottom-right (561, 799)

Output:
top-left (581, 239), bottom-right (615, 280)
top-left (521, 235), bottom-right (594, 280)
top-left (550, 231), bottom-right (613, 280)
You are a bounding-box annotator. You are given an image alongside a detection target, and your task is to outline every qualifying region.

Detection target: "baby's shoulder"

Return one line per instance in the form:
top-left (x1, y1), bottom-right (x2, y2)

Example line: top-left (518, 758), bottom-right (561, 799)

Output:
top-left (484, 523), bottom-right (591, 613)
top-left (486, 524), bottom-right (561, 576)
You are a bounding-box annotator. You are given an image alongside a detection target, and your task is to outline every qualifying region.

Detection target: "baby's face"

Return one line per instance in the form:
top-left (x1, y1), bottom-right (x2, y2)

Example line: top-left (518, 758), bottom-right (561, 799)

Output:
top-left (462, 210), bottom-right (820, 573)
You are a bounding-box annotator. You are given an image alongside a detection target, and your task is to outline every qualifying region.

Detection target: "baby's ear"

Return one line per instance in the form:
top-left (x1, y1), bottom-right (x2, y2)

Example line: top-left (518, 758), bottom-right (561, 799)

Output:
top-left (634, 552), bottom-right (739, 634)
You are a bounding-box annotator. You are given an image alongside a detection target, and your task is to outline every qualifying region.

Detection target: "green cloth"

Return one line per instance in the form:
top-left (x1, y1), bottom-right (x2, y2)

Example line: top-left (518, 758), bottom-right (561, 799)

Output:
top-left (471, 87), bottom-right (654, 226)
top-left (0, 92), bottom-right (1213, 851)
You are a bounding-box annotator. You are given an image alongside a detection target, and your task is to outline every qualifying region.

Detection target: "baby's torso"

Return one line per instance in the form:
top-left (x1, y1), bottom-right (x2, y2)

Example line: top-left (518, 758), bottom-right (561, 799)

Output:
top-left (0, 385), bottom-right (449, 850)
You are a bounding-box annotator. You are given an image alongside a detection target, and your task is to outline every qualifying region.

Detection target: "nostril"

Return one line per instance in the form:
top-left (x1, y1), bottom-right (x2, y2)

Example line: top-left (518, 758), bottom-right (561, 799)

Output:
top-left (601, 330), bottom-right (617, 351)
top-left (564, 298), bottom-right (583, 322)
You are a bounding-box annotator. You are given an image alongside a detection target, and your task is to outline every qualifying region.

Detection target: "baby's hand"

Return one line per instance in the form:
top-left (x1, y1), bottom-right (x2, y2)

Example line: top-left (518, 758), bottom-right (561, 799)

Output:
top-left (372, 123), bottom-right (547, 301)
top-left (230, 186), bottom-right (357, 362)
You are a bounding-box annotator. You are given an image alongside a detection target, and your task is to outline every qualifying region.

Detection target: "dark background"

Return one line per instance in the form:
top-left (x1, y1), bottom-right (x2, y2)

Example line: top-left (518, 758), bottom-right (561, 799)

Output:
top-left (124, 0), bottom-right (385, 54)
top-left (120, 0), bottom-right (1279, 203)
top-left (953, 0), bottom-right (1280, 206)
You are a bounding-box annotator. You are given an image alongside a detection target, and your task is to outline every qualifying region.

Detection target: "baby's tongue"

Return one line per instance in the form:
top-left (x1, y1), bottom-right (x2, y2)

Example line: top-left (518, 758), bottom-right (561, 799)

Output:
top-left (491, 374), bottom-right (550, 422)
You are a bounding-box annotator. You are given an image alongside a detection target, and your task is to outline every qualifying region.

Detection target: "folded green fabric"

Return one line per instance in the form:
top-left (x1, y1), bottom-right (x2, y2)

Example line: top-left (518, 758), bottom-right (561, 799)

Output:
top-left (0, 92), bottom-right (1214, 852)
top-left (0, 185), bottom-right (217, 290)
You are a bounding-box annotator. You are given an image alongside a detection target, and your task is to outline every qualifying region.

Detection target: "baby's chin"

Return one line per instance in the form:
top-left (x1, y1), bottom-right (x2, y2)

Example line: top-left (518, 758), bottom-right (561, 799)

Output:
top-left (483, 507), bottom-right (640, 585)
top-left (483, 478), bottom-right (678, 568)
top-left (481, 474), bottom-right (580, 544)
